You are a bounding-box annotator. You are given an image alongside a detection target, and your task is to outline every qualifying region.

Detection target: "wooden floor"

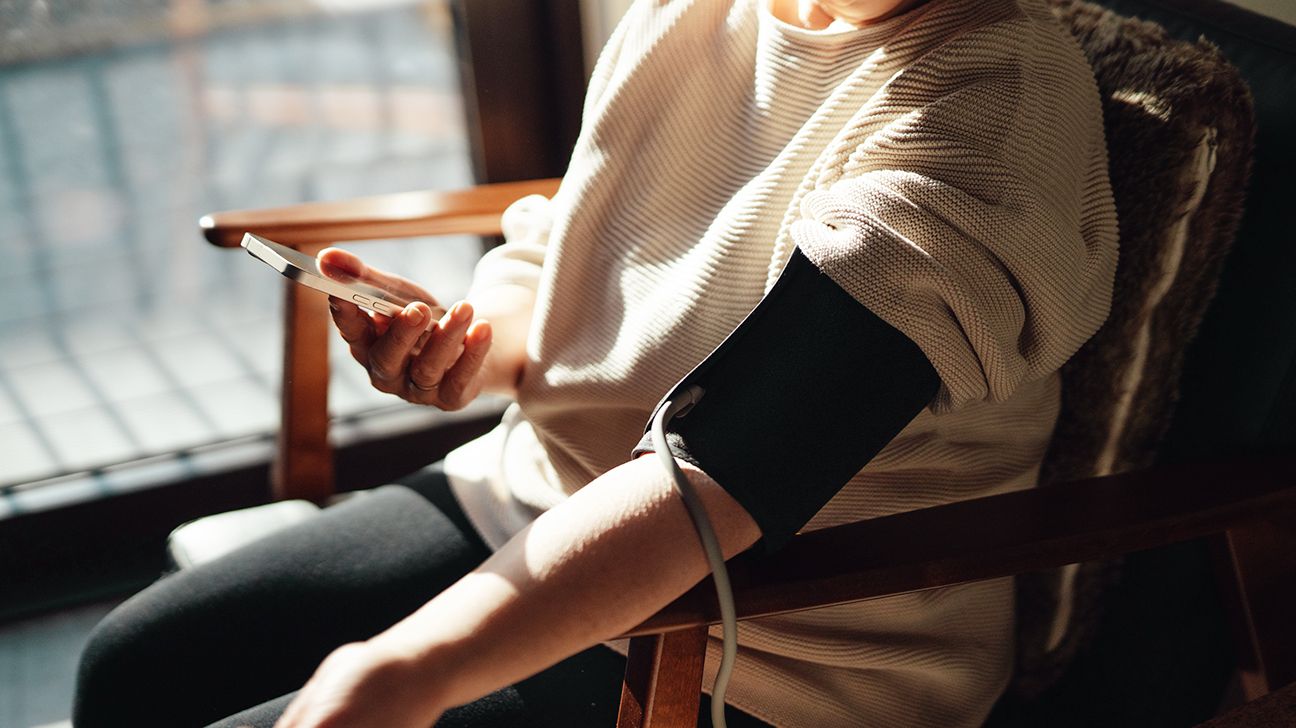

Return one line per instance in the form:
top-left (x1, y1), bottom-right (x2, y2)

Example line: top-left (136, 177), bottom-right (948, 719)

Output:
top-left (0, 599), bottom-right (120, 728)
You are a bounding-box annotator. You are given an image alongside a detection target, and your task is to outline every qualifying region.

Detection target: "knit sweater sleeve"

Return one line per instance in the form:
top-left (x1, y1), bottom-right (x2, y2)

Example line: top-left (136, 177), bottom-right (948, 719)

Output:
top-left (792, 43), bottom-right (1118, 412)
top-left (467, 193), bottom-right (554, 300)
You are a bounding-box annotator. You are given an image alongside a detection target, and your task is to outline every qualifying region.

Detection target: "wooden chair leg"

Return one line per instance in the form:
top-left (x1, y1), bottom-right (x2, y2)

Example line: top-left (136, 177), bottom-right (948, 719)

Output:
top-left (617, 627), bottom-right (709, 728)
top-left (1219, 513), bottom-right (1296, 700)
top-left (273, 246), bottom-right (335, 503)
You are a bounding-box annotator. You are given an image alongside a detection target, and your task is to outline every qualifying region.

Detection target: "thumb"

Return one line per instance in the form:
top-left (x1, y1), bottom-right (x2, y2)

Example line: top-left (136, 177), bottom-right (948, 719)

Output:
top-left (318, 247), bottom-right (365, 282)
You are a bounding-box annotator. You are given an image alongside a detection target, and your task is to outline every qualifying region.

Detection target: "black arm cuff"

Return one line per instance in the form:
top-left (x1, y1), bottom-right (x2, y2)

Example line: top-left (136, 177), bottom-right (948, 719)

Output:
top-left (633, 248), bottom-right (939, 551)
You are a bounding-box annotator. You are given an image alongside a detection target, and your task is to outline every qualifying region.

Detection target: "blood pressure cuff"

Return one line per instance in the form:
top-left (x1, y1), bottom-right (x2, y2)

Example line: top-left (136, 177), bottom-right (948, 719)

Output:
top-left (632, 247), bottom-right (940, 551)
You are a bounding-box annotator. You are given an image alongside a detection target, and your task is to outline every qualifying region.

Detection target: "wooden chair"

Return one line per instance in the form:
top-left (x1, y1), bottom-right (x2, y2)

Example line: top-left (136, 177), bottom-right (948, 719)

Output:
top-left (199, 0), bottom-right (1295, 724)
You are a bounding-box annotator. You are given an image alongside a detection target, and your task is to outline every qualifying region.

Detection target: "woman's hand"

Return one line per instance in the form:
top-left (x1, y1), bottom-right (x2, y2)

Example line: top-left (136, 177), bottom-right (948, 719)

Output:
top-left (319, 247), bottom-right (493, 411)
top-left (274, 641), bottom-right (444, 728)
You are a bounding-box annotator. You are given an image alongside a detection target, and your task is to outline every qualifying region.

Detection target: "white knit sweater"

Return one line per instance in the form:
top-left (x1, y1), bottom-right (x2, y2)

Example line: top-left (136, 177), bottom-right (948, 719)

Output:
top-left (445, 0), bottom-right (1118, 724)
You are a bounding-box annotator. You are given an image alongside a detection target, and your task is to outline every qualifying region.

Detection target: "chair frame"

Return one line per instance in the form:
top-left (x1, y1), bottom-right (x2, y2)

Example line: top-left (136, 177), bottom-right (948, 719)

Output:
top-left (202, 180), bottom-right (1296, 727)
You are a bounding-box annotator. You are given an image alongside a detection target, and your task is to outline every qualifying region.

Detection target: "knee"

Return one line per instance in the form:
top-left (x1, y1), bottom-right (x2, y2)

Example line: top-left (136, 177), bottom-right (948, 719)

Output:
top-left (74, 590), bottom-right (184, 728)
top-left (71, 604), bottom-right (119, 725)
top-left (74, 601), bottom-right (147, 727)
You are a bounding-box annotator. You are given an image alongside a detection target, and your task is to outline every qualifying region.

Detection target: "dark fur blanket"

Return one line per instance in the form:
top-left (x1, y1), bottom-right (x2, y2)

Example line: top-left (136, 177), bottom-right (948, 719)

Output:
top-left (1012, 0), bottom-right (1255, 697)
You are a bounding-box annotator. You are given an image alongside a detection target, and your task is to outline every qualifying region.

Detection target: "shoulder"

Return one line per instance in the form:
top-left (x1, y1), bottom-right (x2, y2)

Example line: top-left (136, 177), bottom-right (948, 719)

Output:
top-left (930, 3), bottom-right (1103, 143)
top-left (895, 4), bottom-right (1100, 136)
top-left (831, 3), bottom-right (1107, 197)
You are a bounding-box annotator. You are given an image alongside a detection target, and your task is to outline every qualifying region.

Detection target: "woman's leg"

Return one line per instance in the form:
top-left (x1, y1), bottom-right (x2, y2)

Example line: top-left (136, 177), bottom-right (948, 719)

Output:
top-left (74, 467), bottom-right (491, 728)
top-left (75, 463), bottom-right (772, 728)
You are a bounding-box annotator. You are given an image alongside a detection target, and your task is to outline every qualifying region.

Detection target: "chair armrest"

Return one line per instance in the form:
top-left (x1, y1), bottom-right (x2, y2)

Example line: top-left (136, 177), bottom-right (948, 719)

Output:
top-left (200, 178), bottom-right (562, 248)
top-left (199, 177), bottom-right (560, 502)
top-left (1196, 679), bottom-right (1296, 727)
top-left (624, 456), bottom-right (1296, 636)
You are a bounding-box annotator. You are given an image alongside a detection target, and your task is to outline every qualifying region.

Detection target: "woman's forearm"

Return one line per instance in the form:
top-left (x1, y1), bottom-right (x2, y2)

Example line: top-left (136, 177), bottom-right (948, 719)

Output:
top-left (468, 283), bottom-right (537, 399)
top-left (367, 456), bottom-right (761, 715)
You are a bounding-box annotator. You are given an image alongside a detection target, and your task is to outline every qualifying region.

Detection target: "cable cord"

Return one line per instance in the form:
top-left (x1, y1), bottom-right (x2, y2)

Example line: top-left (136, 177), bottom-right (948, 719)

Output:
top-left (651, 385), bottom-right (736, 728)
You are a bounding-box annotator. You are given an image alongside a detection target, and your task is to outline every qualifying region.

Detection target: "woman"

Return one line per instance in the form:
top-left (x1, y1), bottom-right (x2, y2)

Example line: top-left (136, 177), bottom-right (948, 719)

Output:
top-left (75, 0), bottom-right (1117, 725)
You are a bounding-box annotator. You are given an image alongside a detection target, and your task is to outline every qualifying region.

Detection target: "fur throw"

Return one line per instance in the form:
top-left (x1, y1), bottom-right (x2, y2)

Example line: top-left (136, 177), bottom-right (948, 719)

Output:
top-left (1012, 0), bottom-right (1256, 697)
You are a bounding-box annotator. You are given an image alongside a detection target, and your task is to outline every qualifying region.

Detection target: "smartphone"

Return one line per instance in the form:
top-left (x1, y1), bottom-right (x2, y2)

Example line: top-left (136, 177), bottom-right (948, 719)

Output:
top-left (241, 233), bottom-right (411, 317)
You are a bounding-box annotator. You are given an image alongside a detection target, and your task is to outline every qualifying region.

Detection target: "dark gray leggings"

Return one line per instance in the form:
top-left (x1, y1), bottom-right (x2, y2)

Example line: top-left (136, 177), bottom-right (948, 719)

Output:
top-left (73, 464), bottom-right (767, 727)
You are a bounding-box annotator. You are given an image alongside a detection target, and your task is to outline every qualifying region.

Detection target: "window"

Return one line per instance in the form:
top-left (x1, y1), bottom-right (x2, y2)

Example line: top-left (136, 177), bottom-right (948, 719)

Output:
top-left (0, 0), bottom-right (477, 499)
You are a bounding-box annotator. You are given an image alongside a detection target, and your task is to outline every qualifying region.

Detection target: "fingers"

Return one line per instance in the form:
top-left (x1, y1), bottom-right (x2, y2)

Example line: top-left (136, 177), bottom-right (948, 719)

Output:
top-left (330, 297), bottom-right (373, 344)
top-left (317, 246), bottom-right (365, 280)
top-left (408, 302), bottom-right (473, 386)
top-left (328, 291), bottom-right (490, 410)
top-left (366, 302), bottom-right (433, 390)
top-left (318, 247), bottom-right (438, 305)
top-left (436, 320), bottom-right (492, 408)
top-left (329, 297), bottom-right (376, 364)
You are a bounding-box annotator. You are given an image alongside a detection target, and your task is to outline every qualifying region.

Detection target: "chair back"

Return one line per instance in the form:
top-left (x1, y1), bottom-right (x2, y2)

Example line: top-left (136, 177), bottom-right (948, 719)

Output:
top-left (1012, 0), bottom-right (1256, 696)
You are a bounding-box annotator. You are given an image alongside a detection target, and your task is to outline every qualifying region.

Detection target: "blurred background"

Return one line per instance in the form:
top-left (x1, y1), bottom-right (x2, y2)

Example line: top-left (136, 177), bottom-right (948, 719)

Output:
top-left (0, 0), bottom-right (476, 498)
top-left (0, 1), bottom-right (590, 725)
